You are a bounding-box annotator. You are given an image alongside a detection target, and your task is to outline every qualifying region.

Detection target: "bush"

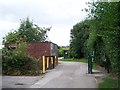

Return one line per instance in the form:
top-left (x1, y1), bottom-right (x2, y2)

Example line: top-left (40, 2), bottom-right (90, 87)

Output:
top-left (2, 42), bottom-right (40, 75)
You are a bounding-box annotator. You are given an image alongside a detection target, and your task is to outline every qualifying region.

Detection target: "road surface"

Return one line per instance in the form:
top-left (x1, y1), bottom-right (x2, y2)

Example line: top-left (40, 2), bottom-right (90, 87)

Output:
top-left (30, 62), bottom-right (98, 88)
top-left (2, 61), bottom-right (105, 88)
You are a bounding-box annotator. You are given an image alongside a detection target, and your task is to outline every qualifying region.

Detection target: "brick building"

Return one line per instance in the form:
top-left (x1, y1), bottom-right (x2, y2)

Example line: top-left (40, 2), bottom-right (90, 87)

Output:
top-left (4, 41), bottom-right (58, 65)
top-left (27, 41), bottom-right (58, 60)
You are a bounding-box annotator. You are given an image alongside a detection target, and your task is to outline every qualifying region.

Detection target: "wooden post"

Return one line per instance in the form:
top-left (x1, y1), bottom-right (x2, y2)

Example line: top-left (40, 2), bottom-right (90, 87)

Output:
top-left (42, 56), bottom-right (45, 73)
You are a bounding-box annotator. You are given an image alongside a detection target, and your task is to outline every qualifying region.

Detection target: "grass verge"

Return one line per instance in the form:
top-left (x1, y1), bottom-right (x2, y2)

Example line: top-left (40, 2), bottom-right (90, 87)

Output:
top-left (99, 75), bottom-right (118, 88)
top-left (59, 58), bottom-right (88, 63)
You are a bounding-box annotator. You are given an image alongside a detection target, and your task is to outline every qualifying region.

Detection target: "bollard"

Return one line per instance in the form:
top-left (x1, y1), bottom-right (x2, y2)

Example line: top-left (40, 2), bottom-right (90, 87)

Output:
top-left (55, 56), bottom-right (56, 65)
top-left (51, 57), bottom-right (53, 64)
top-left (51, 57), bottom-right (54, 68)
top-left (47, 57), bottom-right (49, 69)
top-left (53, 57), bottom-right (55, 68)
top-left (42, 56), bottom-right (45, 74)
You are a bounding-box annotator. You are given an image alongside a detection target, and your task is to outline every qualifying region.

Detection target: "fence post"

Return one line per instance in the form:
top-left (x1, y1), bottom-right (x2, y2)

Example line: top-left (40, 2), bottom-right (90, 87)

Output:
top-left (42, 56), bottom-right (45, 74)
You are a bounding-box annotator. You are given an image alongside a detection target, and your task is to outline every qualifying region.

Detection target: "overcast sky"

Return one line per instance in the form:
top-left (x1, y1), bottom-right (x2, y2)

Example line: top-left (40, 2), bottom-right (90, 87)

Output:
top-left (0, 0), bottom-right (92, 48)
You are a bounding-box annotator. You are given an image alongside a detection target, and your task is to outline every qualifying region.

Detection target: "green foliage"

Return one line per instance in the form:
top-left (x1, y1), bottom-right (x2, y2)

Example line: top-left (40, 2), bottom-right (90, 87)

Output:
top-left (70, 20), bottom-right (91, 58)
top-left (99, 76), bottom-right (118, 88)
top-left (70, 2), bottom-right (120, 82)
top-left (3, 17), bottom-right (51, 43)
top-left (2, 42), bottom-right (40, 75)
top-left (59, 58), bottom-right (88, 63)
top-left (3, 31), bottom-right (18, 43)
top-left (58, 47), bottom-right (64, 57)
top-left (2, 17), bottom-right (51, 75)
top-left (86, 2), bottom-right (119, 74)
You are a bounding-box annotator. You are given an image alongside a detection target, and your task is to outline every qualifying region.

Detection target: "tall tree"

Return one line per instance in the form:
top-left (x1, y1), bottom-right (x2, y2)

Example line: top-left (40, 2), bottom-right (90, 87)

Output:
top-left (3, 18), bottom-right (51, 43)
top-left (70, 20), bottom-right (91, 58)
top-left (86, 2), bottom-right (120, 75)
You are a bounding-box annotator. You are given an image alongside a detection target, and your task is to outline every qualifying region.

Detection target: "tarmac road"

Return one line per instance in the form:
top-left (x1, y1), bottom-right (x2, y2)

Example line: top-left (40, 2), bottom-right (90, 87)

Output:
top-left (30, 62), bottom-right (98, 88)
top-left (2, 76), bottom-right (40, 88)
top-left (2, 61), bottom-right (105, 88)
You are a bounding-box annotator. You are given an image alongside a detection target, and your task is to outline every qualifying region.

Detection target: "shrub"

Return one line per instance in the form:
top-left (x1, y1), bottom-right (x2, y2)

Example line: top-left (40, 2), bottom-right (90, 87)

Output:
top-left (2, 42), bottom-right (40, 75)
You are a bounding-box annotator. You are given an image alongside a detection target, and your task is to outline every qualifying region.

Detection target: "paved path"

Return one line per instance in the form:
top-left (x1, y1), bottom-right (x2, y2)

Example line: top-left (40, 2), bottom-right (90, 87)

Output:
top-left (30, 62), bottom-right (99, 88)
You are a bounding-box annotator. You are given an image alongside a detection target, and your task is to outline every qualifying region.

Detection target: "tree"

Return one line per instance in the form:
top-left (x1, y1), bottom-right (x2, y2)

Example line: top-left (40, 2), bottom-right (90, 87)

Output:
top-left (3, 18), bottom-right (51, 43)
top-left (70, 20), bottom-right (91, 58)
top-left (70, 1), bottom-right (120, 77)
top-left (2, 18), bottom-right (51, 75)
top-left (3, 31), bottom-right (18, 43)
top-left (85, 2), bottom-right (120, 76)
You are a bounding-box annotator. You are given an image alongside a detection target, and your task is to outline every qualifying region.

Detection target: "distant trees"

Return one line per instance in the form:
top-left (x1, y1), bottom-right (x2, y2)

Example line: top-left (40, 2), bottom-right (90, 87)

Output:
top-left (58, 47), bottom-right (64, 57)
top-left (58, 46), bottom-right (69, 58)
top-left (70, 1), bottom-right (120, 77)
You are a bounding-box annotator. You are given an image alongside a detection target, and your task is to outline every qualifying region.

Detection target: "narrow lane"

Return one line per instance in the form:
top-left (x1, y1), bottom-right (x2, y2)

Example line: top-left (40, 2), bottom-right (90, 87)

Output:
top-left (30, 62), bottom-right (97, 88)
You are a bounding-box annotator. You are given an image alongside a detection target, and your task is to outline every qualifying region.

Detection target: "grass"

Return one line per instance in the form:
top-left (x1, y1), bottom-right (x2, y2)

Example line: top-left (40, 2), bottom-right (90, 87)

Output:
top-left (59, 58), bottom-right (99, 70)
top-left (99, 75), bottom-right (118, 88)
top-left (59, 58), bottom-right (88, 63)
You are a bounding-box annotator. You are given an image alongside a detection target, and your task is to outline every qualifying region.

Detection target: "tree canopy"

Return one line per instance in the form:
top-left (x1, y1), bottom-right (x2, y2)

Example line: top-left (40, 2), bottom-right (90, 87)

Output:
top-left (2, 17), bottom-right (51, 75)
top-left (3, 18), bottom-right (51, 43)
top-left (70, 1), bottom-right (120, 79)
top-left (70, 20), bottom-right (91, 58)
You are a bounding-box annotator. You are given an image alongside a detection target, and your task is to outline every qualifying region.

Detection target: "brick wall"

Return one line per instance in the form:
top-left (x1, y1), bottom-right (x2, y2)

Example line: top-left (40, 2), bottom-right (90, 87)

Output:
top-left (27, 42), bottom-right (51, 60)
top-left (27, 42), bottom-right (58, 69)
top-left (4, 42), bottom-right (58, 63)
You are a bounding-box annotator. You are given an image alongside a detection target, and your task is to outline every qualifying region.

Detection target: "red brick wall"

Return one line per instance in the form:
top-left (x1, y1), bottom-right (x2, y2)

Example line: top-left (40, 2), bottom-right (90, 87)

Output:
top-left (4, 42), bottom-right (58, 64)
top-left (27, 42), bottom-right (51, 60)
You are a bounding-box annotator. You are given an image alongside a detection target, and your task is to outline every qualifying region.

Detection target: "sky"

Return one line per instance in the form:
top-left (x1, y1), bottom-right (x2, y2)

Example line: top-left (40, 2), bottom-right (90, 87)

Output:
top-left (0, 0), bottom-right (91, 48)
